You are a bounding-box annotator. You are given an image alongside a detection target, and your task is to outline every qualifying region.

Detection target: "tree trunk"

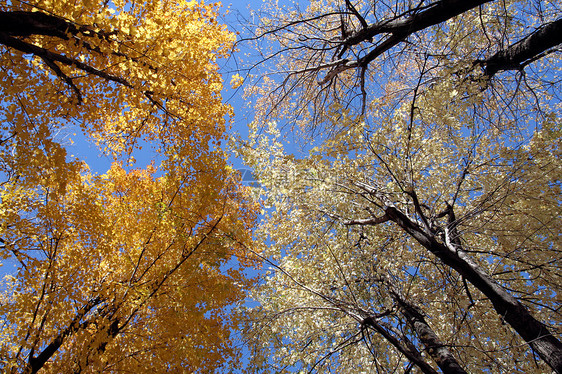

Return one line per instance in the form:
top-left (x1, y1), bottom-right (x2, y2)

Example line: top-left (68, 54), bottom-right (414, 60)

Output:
top-left (363, 316), bottom-right (440, 374)
top-left (387, 280), bottom-right (468, 374)
top-left (385, 206), bottom-right (562, 373)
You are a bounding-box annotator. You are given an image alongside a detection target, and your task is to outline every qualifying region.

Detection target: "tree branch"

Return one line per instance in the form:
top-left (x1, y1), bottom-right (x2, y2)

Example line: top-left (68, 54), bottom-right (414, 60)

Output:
top-left (482, 17), bottom-right (562, 77)
top-left (386, 277), bottom-right (468, 374)
top-left (38, 55), bottom-right (83, 103)
top-left (0, 10), bottom-right (169, 111)
top-left (0, 31), bottom-right (167, 111)
top-left (0, 11), bottom-right (79, 38)
top-left (25, 297), bottom-right (103, 374)
top-left (362, 316), bottom-right (440, 374)
top-left (384, 206), bottom-right (562, 373)
top-left (320, 0), bottom-right (494, 83)
top-left (343, 0), bottom-right (494, 46)
top-left (0, 32), bottom-right (132, 87)
top-left (0, 11), bottom-right (118, 41)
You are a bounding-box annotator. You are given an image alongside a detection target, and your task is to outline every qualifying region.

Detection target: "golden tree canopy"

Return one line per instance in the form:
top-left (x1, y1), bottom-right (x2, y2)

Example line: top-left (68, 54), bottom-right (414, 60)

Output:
top-left (0, 0), bottom-right (258, 372)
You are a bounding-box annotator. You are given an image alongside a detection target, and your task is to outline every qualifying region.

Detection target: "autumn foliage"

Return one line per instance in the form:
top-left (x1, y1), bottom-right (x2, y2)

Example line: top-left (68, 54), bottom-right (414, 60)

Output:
top-left (238, 0), bottom-right (561, 372)
top-left (0, 0), bottom-right (257, 372)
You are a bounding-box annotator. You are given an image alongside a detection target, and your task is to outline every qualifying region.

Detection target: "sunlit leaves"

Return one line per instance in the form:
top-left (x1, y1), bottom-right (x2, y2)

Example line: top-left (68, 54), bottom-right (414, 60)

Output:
top-left (0, 0), bottom-right (258, 371)
top-left (239, 0), bottom-right (561, 371)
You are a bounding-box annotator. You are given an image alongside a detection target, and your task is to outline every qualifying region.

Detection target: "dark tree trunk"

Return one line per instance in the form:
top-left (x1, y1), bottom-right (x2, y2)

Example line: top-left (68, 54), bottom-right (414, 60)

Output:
top-left (363, 316), bottom-right (440, 374)
top-left (0, 11), bottom-right (77, 38)
top-left (387, 280), bottom-right (468, 374)
top-left (385, 206), bottom-right (562, 373)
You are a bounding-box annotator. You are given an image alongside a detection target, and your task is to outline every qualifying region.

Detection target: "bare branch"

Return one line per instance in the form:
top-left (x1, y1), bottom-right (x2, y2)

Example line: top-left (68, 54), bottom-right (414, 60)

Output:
top-left (320, 0), bottom-right (495, 83)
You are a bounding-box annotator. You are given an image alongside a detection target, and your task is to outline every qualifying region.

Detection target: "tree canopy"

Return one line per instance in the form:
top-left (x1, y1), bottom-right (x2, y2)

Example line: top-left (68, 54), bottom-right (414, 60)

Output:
top-left (1, 0), bottom-right (561, 372)
top-left (0, 0), bottom-right (258, 372)
top-left (239, 0), bottom-right (562, 372)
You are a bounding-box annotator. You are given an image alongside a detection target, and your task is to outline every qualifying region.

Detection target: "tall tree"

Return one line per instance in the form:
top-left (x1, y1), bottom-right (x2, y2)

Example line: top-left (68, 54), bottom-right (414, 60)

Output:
top-left (238, 0), bottom-right (561, 372)
top-left (0, 0), bottom-right (258, 372)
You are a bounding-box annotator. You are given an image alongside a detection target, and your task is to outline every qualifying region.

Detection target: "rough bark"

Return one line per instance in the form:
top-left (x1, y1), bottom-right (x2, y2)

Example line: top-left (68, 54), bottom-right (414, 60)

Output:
top-left (384, 206), bottom-right (562, 373)
top-left (389, 287), bottom-right (468, 374)
top-left (483, 17), bottom-right (562, 77)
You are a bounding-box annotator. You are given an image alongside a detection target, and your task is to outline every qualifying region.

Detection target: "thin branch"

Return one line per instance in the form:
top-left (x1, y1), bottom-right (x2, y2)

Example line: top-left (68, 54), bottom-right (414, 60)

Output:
top-left (38, 55), bottom-right (83, 103)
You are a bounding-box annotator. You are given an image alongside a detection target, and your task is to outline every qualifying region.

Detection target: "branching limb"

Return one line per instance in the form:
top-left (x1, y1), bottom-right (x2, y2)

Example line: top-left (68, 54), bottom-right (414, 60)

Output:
top-left (361, 316), bottom-right (440, 374)
top-left (482, 17), bottom-right (562, 78)
top-left (320, 0), bottom-right (494, 83)
top-left (25, 297), bottom-right (103, 374)
top-left (383, 205), bottom-right (562, 372)
top-left (343, 0), bottom-right (493, 46)
top-left (0, 32), bottom-right (132, 87)
top-left (0, 11), bottom-right (168, 112)
top-left (38, 55), bottom-right (83, 103)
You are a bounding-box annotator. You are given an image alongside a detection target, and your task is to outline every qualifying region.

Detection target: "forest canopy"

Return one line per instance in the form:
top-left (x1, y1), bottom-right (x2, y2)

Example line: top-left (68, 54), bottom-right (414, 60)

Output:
top-left (238, 0), bottom-right (562, 373)
top-left (0, 0), bottom-right (560, 372)
top-left (0, 0), bottom-right (258, 372)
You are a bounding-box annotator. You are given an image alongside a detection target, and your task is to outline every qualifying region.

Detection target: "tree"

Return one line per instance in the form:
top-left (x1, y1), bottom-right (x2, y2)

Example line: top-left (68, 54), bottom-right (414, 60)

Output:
top-left (238, 0), bottom-right (561, 372)
top-left (243, 0), bottom-right (561, 132)
top-left (0, 0), bottom-right (258, 372)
